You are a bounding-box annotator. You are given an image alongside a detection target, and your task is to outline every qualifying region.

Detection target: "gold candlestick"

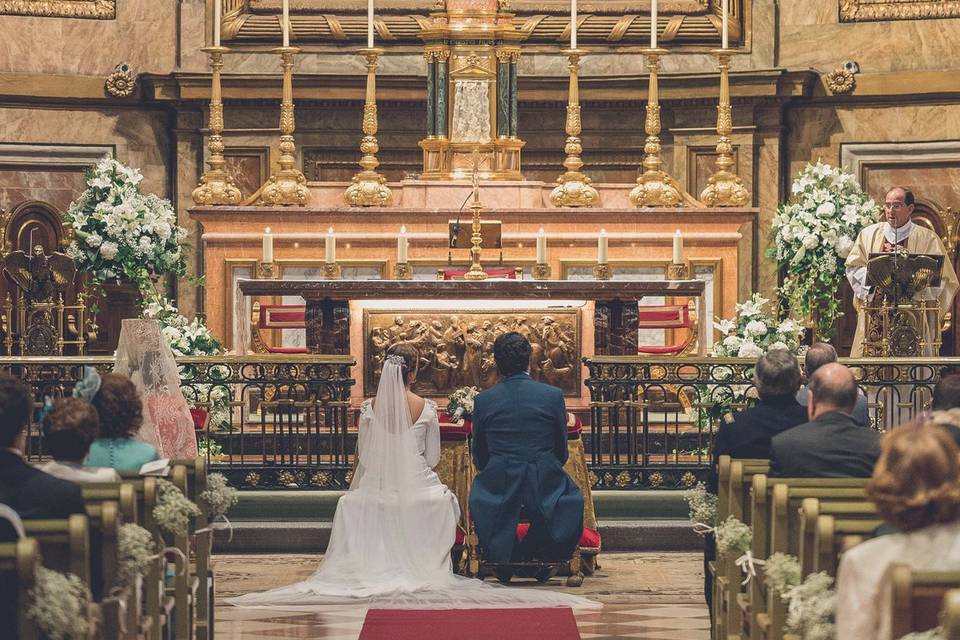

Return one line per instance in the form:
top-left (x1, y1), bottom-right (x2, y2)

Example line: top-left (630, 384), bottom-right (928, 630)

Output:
top-left (532, 263), bottom-right (552, 280)
top-left (629, 49), bottom-right (684, 208)
top-left (700, 50), bottom-right (750, 207)
top-left (666, 262), bottom-right (689, 280)
top-left (344, 48), bottom-right (393, 207)
top-left (258, 46), bottom-right (309, 206)
top-left (192, 46), bottom-right (243, 206)
top-left (257, 261), bottom-right (279, 279)
top-left (592, 263), bottom-right (612, 280)
top-left (323, 262), bottom-right (342, 280)
top-left (393, 262), bottom-right (412, 280)
top-left (549, 49), bottom-right (599, 208)
top-left (463, 150), bottom-right (487, 281)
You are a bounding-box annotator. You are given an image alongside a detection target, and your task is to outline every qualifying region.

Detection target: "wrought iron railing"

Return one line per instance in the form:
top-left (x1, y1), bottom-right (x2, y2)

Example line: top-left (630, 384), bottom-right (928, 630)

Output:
top-left (582, 356), bottom-right (960, 489)
top-left (9, 354), bottom-right (958, 490)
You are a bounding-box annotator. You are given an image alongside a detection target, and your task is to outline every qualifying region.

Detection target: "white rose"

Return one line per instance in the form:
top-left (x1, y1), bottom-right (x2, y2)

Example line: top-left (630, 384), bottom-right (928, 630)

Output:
top-left (737, 341), bottom-right (764, 359)
top-left (84, 233), bottom-right (103, 248)
top-left (769, 341), bottom-right (789, 352)
top-left (723, 335), bottom-right (742, 350)
top-left (138, 236), bottom-right (153, 252)
top-left (745, 319), bottom-right (768, 336)
top-left (802, 234), bottom-right (818, 250)
top-left (816, 201), bottom-right (836, 217)
top-left (837, 235), bottom-right (854, 258)
top-left (822, 229), bottom-right (839, 248)
top-left (154, 221), bottom-right (172, 240)
top-left (99, 241), bottom-right (119, 260)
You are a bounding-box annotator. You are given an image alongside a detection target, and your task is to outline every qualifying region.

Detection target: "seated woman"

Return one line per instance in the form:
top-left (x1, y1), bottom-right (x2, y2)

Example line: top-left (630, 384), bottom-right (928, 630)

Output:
top-left (836, 420), bottom-right (960, 640)
top-left (39, 398), bottom-right (119, 483)
top-left (82, 372), bottom-right (159, 471)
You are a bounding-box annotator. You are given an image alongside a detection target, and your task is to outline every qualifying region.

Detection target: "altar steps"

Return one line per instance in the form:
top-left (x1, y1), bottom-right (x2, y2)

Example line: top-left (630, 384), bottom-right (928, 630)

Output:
top-left (212, 490), bottom-right (703, 553)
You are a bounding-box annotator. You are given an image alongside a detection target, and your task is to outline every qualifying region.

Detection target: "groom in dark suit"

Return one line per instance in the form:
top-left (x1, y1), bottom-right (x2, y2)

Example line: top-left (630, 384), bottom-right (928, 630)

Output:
top-left (469, 332), bottom-right (583, 577)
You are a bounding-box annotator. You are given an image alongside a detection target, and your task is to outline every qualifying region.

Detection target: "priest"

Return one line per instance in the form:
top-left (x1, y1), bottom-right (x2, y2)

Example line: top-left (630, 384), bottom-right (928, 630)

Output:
top-left (845, 187), bottom-right (959, 356)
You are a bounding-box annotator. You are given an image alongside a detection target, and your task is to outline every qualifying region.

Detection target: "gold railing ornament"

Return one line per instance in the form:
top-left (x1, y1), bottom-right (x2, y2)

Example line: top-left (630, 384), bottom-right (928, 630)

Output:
top-left (463, 150), bottom-right (488, 281)
top-left (257, 46), bottom-right (309, 207)
top-left (192, 47), bottom-right (243, 206)
top-left (629, 49), bottom-right (684, 208)
top-left (548, 49), bottom-right (599, 208)
top-left (344, 48), bottom-right (393, 208)
top-left (699, 49), bottom-right (751, 208)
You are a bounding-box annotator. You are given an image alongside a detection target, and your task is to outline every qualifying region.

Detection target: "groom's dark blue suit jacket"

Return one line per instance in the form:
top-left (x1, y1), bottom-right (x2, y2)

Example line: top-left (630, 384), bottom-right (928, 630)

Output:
top-left (469, 372), bottom-right (583, 563)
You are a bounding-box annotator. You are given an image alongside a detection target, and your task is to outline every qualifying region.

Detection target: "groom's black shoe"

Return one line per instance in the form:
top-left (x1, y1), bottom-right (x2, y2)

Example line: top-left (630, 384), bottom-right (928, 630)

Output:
top-left (535, 566), bottom-right (558, 583)
top-left (495, 566), bottom-right (514, 584)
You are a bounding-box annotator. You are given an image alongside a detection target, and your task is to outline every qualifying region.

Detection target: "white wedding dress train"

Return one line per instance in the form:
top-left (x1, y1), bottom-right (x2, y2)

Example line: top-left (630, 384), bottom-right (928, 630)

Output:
top-left (229, 357), bottom-right (598, 610)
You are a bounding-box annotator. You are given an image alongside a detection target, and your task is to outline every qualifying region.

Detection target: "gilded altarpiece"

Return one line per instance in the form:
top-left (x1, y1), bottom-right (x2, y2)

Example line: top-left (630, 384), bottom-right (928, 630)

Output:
top-left (363, 308), bottom-right (581, 397)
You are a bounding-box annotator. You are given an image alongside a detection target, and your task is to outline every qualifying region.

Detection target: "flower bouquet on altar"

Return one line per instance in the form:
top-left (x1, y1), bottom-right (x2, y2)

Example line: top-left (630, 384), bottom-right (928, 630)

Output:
top-left (446, 386), bottom-right (480, 424)
top-left (711, 293), bottom-right (805, 359)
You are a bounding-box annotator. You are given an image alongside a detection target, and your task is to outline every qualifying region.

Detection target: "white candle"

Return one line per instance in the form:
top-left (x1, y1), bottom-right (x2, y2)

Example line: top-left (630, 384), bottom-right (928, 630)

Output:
top-left (368, 0), bottom-right (374, 49)
top-left (571, 0), bottom-right (577, 50)
top-left (721, 0), bottom-right (729, 49)
top-left (598, 229), bottom-right (608, 264)
top-left (282, 0), bottom-right (290, 47)
top-left (650, 0), bottom-right (658, 49)
top-left (536, 227), bottom-right (547, 264)
top-left (262, 227), bottom-right (274, 263)
top-left (214, 0), bottom-right (221, 47)
top-left (673, 229), bottom-right (683, 264)
top-left (325, 227), bottom-right (336, 263)
top-left (398, 225), bottom-right (408, 263)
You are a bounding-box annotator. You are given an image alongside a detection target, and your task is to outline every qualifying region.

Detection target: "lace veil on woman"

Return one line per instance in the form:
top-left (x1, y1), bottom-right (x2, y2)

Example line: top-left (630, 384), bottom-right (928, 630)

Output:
top-left (229, 352), bottom-right (597, 610)
top-left (114, 318), bottom-right (197, 459)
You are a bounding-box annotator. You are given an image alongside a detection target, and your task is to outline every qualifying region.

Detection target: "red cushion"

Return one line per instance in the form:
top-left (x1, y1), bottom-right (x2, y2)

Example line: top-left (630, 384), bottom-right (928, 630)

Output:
top-left (515, 523), bottom-right (600, 549)
top-left (637, 305), bottom-right (690, 328)
top-left (566, 412), bottom-right (582, 436)
top-left (258, 304), bottom-right (306, 328)
top-left (455, 527), bottom-right (465, 546)
top-left (264, 346), bottom-right (309, 354)
top-left (637, 344), bottom-right (687, 355)
top-left (439, 413), bottom-right (473, 437)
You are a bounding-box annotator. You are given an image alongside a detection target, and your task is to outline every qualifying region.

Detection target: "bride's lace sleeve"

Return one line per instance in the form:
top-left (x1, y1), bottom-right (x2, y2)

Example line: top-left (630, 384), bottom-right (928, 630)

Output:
top-left (424, 400), bottom-right (441, 469)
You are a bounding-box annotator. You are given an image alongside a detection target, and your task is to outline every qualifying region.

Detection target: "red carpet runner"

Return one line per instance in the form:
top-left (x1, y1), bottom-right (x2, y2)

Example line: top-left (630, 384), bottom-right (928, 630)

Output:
top-left (358, 607), bottom-right (581, 640)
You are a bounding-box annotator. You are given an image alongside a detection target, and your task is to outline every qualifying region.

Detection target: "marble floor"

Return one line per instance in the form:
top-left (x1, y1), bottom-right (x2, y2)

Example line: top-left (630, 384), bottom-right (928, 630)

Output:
top-left (214, 552), bottom-right (710, 639)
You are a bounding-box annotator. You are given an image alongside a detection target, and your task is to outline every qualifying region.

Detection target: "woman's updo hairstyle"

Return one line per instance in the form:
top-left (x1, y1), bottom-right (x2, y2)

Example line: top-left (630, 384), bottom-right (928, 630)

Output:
top-left (866, 421), bottom-right (960, 532)
top-left (386, 343), bottom-right (419, 384)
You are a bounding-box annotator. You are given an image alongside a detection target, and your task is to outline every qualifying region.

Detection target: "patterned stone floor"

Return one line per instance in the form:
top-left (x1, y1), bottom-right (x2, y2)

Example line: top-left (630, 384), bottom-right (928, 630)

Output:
top-left (214, 552), bottom-right (710, 639)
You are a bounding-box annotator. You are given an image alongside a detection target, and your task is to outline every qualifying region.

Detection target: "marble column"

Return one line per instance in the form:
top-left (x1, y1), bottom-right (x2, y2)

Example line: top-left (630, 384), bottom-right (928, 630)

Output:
top-left (436, 53), bottom-right (449, 138)
top-left (509, 54), bottom-right (519, 137)
top-left (426, 54), bottom-right (437, 137)
top-left (496, 52), bottom-right (510, 138)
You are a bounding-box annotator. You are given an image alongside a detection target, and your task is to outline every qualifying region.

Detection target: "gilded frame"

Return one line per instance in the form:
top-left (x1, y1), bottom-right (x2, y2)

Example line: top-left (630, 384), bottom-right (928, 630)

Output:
top-left (839, 0), bottom-right (960, 22)
top-left (0, 0), bottom-right (115, 18)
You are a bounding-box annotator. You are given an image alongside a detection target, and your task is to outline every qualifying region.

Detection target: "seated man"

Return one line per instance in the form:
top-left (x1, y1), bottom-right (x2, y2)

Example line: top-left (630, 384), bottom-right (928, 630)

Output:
top-left (705, 349), bottom-right (807, 608)
top-left (39, 398), bottom-right (120, 483)
top-left (933, 372), bottom-right (960, 411)
top-left (796, 342), bottom-right (869, 426)
top-left (469, 332), bottom-right (583, 580)
top-left (770, 363), bottom-right (881, 478)
top-left (0, 376), bottom-right (85, 519)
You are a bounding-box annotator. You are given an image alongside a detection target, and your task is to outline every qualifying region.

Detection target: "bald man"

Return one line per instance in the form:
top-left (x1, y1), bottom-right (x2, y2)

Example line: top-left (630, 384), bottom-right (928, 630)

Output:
top-left (769, 363), bottom-right (880, 478)
top-left (845, 187), bottom-right (958, 356)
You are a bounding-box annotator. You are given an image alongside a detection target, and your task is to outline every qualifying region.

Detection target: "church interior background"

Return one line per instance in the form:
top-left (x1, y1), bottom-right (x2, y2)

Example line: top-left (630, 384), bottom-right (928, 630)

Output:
top-left (5, 1), bottom-right (960, 637)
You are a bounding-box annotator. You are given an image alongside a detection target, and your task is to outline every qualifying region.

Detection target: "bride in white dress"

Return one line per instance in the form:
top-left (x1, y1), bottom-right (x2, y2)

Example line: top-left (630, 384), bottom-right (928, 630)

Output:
top-left (229, 345), bottom-right (598, 610)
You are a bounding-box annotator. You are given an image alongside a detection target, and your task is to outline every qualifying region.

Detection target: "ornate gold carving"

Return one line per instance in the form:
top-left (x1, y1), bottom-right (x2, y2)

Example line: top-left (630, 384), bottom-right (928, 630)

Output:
top-left (256, 47), bottom-right (310, 207)
top-left (666, 262), bottom-right (690, 280)
top-left (825, 67), bottom-right (856, 95)
top-left (840, 0), bottom-right (960, 22)
top-left (592, 263), bottom-right (612, 280)
top-left (0, 0), bottom-right (114, 19)
top-left (345, 48), bottom-right (393, 207)
top-left (393, 262), bottom-right (412, 280)
top-left (193, 47), bottom-right (243, 206)
top-left (256, 260), bottom-right (278, 279)
top-left (532, 263), bottom-right (552, 280)
top-left (104, 63), bottom-right (135, 98)
top-left (700, 50), bottom-right (751, 207)
top-left (363, 308), bottom-right (581, 396)
top-left (549, 50), bottom-right (600, 209)
top-left (323, 262), bottom-right (342, 280)
top-left (630, 49), bottom-right (684, 208)
top-left (939, 206), bottom-right (959, 255)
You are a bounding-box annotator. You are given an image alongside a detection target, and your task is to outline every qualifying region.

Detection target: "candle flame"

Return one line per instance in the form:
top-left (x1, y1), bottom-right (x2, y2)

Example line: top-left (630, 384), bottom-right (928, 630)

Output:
top-left (400, 225), bottom-right (407, 234)
top-left (265, 227), bottom-right (271, 234)
top-left (328, 227), bottom-right (334, 234)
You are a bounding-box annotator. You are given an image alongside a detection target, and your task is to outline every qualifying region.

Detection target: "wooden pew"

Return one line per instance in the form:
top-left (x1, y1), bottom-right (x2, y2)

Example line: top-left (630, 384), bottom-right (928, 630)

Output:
top-left (713, 457), bottom-right (769, 640)
top-left (745, 476), bottom-right (868, 640)
top-left (944, 589), bottom-right (960, 640)
top-left (0, 538), bottom-right (40, 640)
top-left (84, 500), bottom-right (141, 640)
top-left (170, 463), bottom-right (200, 640)
top-left (172, 458), bottom-right (214, 640)
top-left (21, 513), bottom-right (91, 587)
top-left (811, 514), bottom-right (882, 577)
top-left (83, 482), bottom-right (139, 525)
top-left (890, 564), bottom-right (960, 638)
top-left (798, 499), bottom-right (876, 577)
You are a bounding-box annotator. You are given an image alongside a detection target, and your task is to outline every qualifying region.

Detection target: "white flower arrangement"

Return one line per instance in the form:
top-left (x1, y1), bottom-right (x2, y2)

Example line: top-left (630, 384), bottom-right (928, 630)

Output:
top-left (763, 552), bottom-right (801, 595)
top-left (899, 629), bottom-right (946, 639)
top-left (446, 386), bottom-right (480, 423)
top-left (711, 293), bottom-right (805, 358)
top-left (715, 515), bottom-right (753, 555)
top-left (117, 523), bottom-right (157, 588)
top-left (154, 478), bottom-right (201, 537)
top-left (783, 571), bottom-right (836, 640)
top-left (26, 567), bottom-right (91, 640)
top-left (200, 473), bottom-right (239, 520)
top-left (683, 482), bottom-right (718, 532)
top-left (197, 437), bottom-right (224, 461)
top-left (64, 156), bottom-right (191, 300)
top-left (142, 297), bottom-right (222, 357)
top-left (769, 161), bottom-right (881, 338)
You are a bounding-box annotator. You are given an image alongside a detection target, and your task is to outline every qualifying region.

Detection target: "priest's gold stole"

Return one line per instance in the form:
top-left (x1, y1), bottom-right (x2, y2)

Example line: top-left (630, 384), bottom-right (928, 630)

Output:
top-left (363, 308), bottom-right (581, 397)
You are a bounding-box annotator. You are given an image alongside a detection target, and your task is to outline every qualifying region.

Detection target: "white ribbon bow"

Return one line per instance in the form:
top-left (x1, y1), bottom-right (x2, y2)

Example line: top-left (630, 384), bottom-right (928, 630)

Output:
top-left (735, 550), bottom-right (765, 585)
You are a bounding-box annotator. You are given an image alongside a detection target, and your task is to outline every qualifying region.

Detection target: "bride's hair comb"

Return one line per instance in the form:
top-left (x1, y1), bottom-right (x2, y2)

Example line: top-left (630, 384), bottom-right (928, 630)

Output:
top-left (386, 353), bottom-right (405, 366)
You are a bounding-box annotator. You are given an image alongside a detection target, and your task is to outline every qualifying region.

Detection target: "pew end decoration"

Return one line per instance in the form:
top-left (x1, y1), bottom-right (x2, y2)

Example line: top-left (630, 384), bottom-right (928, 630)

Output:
top-left (117, 523), bottom-right (157, 589)
top-left (684, 482), bottom-right (718, 533)
top-left (154, 478), bottom-right (201, 537)
top-left (769, 161), bottom-right (880, 339)
top-left (764, 552), bottom-right (801, 596)
top-left (782, 571), bottom-right (837, 640)
top-left (715, 516), bottom-right (752, 555)
top-left (26, 566), bottom-right (91, 640)
top-left (200, 472), bottom-right (239, 521)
